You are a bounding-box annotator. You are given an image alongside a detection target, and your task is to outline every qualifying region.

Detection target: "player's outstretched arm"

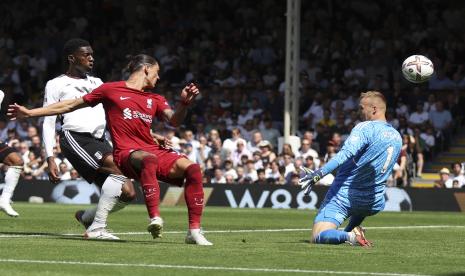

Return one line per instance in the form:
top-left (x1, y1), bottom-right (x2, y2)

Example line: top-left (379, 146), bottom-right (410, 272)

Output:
top-left (7, 98), bottom-right (88, 120)
top-left (164, 83), bottom-right (200, 127)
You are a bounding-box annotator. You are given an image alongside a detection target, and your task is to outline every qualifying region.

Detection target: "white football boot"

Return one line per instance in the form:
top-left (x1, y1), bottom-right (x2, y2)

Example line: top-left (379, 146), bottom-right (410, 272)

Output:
top-left (84, 228), bottom-right (120, 240)
top-left (0, 200), bottom-right (19, 217)
top-left (185, 229), bottom-right (213, 246)
top-left (147, 216), bottom-right (164, 239)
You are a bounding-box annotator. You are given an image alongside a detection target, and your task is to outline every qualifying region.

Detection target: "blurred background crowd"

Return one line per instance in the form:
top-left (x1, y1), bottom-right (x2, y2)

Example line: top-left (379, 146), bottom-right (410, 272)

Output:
top-left (1, 0), bottom-right (465, 187)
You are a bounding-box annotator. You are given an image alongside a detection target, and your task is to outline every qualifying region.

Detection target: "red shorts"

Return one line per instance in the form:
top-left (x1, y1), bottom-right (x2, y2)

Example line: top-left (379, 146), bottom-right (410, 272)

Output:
top-left (115, 145), bottom-right (186, 186)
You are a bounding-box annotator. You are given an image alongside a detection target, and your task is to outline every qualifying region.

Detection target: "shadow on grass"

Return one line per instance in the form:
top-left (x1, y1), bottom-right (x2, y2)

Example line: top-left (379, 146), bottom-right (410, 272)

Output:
top-left (0, 231), bottom-right (184, 245)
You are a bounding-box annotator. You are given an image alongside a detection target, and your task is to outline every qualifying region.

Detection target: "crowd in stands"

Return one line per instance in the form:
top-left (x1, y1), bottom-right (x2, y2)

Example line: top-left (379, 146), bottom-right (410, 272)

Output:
top-left (1, 0), bottom-right (465, 187)
top-left (434, 163), bottom-right (465, 188)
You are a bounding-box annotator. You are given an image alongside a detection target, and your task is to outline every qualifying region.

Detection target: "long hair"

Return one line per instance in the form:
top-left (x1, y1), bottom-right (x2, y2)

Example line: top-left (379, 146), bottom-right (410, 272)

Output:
top-left (125, 54), bottom-right (159, 74)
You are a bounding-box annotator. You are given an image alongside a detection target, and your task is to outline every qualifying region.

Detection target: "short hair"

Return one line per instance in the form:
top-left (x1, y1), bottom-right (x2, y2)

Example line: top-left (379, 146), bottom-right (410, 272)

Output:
top-left (359, 91), bottom-right (386, 104)
top-left (125, 54), bottom-right (159, 74)
top-left (63, 38), bottom-right (90, 57)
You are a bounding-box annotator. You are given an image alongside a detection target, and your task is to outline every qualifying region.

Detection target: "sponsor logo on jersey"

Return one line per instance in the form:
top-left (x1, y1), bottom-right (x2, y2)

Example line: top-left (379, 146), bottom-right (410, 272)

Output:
top-left (122, 108), bottom-right (152, 123)
top-left (123, 108), bottom-right (132, 119)
top-left (147, 99), bottom-right (152, 109)
top-left (120, 96), bottom-right (130, 100)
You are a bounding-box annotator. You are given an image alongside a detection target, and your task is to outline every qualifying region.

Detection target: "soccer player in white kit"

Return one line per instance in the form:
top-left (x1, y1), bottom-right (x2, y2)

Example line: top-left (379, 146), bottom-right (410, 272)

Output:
top-left (42, 38), bottom-right (136, 239)
top-left (0, 90), bottom-right (24, 217)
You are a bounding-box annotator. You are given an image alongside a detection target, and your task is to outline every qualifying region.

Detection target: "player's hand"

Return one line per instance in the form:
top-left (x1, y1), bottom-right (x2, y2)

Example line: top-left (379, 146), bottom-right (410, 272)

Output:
top-left (159, 136), bottom-right (173, 149)
top-left (179, 83), bottom-right (200, 106)
top-left (46, 157), bottom-right (61, 184)
top-left (298, 166), bottom-right (323, 195)
top-left (7, 103), bottom-right (30, 120)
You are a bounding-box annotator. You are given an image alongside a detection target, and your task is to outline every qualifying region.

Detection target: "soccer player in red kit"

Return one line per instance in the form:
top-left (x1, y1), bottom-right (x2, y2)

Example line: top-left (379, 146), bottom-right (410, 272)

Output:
top-left (8, 54), bottom-right (212, 245)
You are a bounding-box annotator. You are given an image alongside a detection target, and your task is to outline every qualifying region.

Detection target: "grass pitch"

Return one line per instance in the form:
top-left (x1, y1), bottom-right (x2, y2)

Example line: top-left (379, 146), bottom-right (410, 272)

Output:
top-left (0, 203), bottom-right (464, 275)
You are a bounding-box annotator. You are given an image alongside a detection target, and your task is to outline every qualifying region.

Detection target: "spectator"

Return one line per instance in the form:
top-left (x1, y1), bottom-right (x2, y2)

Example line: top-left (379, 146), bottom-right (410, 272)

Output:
top-left (254, 169), bottom-right (267, 184)
top-left (408, 102), bottom-right (429, 127)
top-left (303, 156), bottom-right (316, 171)
top-left (247, 130), bottom-right (263, 153)
top-left (244, 160), bottom-right (258, 183)
top-left (223, 160), bottom-right (238, 180)
top-left (70, 169), bottom-right (81, 180)
top-left (182, 143), bottom-right (202, 165)
top-left (258, 140), bottom-right (276, 163)
top-left (235, 165), bottom-right (245, 184)
top-left (59, 162), bottom-right (71, 180)
top-left (429, 69), bottom-right (455, 90)
top-left (230, 140), bottom-right (251, 166)
top-left (420, 127), bottom-right (436, 159)
top-left (223, 128), bottom-right (246, 153)
top-left (449, 162), bottom-right (465, 188)
top-left (434, 168), bottom-right (452, 188)
top-left (429, 101), bottom-right (452, 149)
top-left (265, 160), bottom-right (283, 184)
top-left (260, 119), bottom-right (280, 147)
top-left (298, 138), bottom-right (319, 161)
top-left (281, 143), bottom-right (296, 158)
top-left (211, 168), bottom-right (226, 184)
top-left (282, 153), bottom-right (296, 180)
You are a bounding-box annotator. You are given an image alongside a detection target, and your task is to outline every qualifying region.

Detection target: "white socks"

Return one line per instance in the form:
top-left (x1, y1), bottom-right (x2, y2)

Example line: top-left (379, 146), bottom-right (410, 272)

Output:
top-left (87, 174), bottom-right (126, 231)
top-left (0, 166), bottom-right (22, 203)
top-left (81, 199), bottom-right (129, 226)
top-left (347, 231), bottom-right (356, 245)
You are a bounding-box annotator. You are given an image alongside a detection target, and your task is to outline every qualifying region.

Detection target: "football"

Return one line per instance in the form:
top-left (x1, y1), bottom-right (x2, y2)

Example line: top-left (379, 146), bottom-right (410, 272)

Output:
top-left (384, 187), bottom-right (413, 211)
top-left (401, 55), bottom-right (434, 83)
top-left (51, 180), bottom-right (100, 204)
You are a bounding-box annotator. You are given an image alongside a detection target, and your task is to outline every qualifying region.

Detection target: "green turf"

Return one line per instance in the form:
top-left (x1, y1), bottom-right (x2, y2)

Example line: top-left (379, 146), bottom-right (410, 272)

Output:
top-left (0, 203), bottom-right (464, 276)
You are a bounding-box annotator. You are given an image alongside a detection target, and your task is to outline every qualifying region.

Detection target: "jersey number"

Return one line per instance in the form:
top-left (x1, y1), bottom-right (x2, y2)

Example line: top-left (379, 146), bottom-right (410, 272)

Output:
top-left (381, 146), bottom-right (394, 173)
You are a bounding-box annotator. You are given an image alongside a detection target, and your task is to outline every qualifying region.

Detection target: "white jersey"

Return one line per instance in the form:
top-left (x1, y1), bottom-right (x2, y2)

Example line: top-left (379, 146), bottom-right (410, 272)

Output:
top-left (42, 74), bottom-right (105, 157)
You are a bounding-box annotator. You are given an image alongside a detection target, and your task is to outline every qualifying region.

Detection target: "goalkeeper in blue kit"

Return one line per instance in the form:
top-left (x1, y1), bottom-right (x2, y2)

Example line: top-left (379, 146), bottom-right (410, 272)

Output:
top-left (299, 91), bottom-right (402, 246)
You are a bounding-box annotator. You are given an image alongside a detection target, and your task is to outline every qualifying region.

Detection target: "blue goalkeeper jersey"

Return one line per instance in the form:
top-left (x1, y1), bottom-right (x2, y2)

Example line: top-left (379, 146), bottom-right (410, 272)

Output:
top-left (321, 120), bottom-right (402, 211)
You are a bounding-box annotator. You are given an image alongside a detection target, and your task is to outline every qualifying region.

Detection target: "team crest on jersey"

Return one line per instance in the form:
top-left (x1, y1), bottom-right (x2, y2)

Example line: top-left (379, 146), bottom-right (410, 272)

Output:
top-left (147, 99), bottom-right (153, 109)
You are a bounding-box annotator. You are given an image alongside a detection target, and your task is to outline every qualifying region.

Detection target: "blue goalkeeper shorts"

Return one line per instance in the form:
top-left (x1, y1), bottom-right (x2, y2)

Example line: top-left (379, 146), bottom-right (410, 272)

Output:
top-left (314, 193), bottom-right (380, 227)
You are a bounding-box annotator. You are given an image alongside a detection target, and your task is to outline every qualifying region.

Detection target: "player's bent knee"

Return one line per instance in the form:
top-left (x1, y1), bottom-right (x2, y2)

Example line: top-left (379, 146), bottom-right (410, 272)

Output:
top-left (312, 222), bottom-right (338, 242)
top-left (185, 163), bottom-right (202, 186)
top-left (141, 154), bottom-right (158, 169)
top-left (120, 181), bottom-right (136, 202)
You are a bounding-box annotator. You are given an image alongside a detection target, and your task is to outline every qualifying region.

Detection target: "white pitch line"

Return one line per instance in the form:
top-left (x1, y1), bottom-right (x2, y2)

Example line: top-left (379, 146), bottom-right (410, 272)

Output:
top-left (0, 225), bottom-right (463, 238)
top-left (113, 225), bottom-right (465, 235)
top-left (0, 259), bottom-right (432, 276)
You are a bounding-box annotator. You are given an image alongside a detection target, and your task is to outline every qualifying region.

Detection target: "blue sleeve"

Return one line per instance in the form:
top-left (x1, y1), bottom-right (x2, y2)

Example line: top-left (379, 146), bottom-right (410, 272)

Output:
top-left (320, 123), bottom-right (369, 175)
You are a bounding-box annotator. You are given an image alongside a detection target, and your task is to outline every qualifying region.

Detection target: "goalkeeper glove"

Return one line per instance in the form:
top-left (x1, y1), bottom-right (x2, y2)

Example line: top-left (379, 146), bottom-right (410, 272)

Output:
top-left (299, 166), bottom-right (323, 195)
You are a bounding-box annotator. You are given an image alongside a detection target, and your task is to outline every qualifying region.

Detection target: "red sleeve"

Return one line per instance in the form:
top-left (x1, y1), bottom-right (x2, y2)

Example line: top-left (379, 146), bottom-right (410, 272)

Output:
top-left (83, 84), bottom-right (106, 107)
top-left (153, 95), bottom-right (171, 120)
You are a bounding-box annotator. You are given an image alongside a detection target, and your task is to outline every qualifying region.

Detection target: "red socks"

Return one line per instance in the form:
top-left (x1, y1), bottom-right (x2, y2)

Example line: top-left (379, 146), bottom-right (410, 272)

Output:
top-left (140, 155), bottom-right (160, 218)
top-left (184, 163), bottom-right (204, 229)
top-left (139, 156), bottom-right (204, 228)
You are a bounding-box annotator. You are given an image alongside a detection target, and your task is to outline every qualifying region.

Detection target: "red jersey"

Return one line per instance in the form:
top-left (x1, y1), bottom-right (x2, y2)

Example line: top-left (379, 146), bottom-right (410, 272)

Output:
top-left (82, 81), bottom-right (170, 153)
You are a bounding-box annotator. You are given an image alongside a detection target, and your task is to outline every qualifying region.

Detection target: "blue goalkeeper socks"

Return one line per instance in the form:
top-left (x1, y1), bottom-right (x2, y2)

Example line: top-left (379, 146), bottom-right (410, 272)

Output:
top-left (314, 229), bottom-right (349, 244)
